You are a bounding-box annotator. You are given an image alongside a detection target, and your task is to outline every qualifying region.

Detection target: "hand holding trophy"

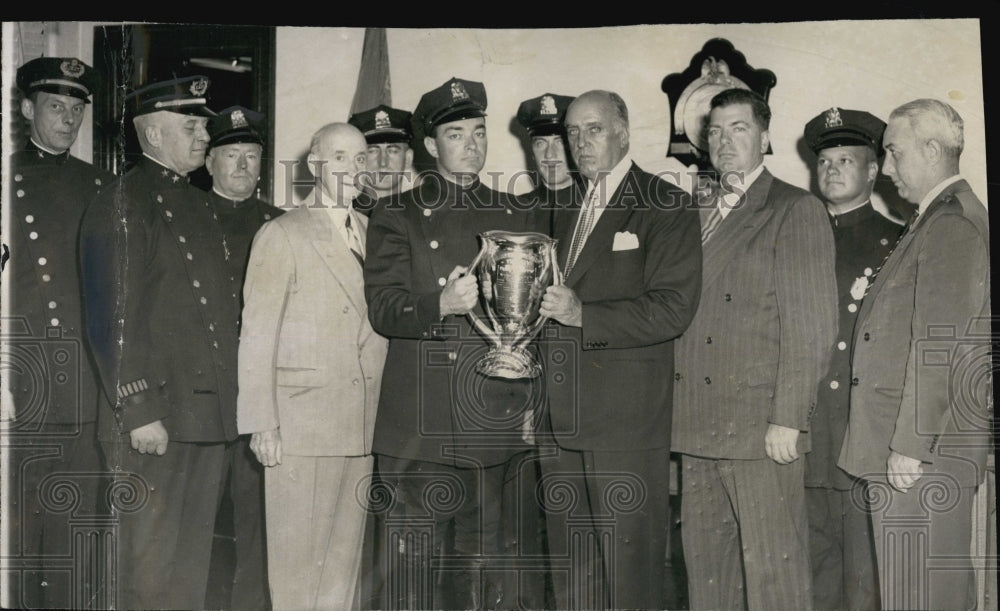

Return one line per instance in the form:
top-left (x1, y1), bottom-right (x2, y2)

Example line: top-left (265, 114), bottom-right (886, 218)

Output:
top-left (466, 231), bottom-right (560, 379)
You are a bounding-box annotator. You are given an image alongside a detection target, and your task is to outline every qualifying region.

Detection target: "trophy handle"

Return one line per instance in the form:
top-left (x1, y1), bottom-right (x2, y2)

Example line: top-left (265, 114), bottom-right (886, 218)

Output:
top-left (465, 245), bottom-right (502, 348)
top-left (515, 243), bottom-right (562, 350)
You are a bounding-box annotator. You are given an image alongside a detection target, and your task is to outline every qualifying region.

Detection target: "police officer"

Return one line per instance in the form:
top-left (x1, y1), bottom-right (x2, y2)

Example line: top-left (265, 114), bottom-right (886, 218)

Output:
top-left (348, 104), bottom-right (418, 215)
top-left (515, 92), bottom-right (579, 234)
top-left (78, 76), bottom-right (241, 610)
top-left (5, 56), bottom-right (114, 610)
top-left (203, 105), bottom-right (281, 610)
top-left (803, 107), bottom-right (902, 611)
top-left (364, 77), bottom-right (543, 610)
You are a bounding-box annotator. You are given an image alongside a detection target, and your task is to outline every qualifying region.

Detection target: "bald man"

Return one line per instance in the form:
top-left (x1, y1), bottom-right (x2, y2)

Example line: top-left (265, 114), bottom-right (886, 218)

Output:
top-left (237, 122), bottom-right (388, 610)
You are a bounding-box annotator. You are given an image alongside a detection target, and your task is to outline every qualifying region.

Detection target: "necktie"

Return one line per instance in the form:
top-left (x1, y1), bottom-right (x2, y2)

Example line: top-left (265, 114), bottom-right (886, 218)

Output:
top-left (564, 188), bottom-right (598, 277)
top-left (344, 212), bottom-right (365, 268)
top-left (701, 201), bottom-right (724, 244)
top-left (864, 211), bottom-right (916, 298)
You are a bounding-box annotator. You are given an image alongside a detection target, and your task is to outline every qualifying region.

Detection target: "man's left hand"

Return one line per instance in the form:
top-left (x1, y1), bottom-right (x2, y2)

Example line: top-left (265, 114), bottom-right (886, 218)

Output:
top-left (887, 450), bottom-right (923, 492)
top-left (764, 424), bottom-right (800, 464)
top-left (540, 285), bottom-right (582, 327)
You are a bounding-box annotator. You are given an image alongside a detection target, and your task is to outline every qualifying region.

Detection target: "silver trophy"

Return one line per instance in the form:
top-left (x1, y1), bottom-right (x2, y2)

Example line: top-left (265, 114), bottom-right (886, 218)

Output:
top-left (467, 231), bottom-right (561, 379)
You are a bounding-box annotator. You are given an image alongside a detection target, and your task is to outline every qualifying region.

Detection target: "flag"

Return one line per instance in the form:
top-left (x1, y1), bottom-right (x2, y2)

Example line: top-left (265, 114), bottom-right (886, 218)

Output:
top-left (350, 27), bottom-right (391, 115)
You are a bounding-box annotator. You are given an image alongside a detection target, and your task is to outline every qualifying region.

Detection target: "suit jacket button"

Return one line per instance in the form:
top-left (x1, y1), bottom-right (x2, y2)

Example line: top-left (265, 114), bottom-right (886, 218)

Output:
top-left (438, 277), bottom-right (446, 287)
top-left (706, 336), bottom-right (712, 344)
top-left (724, 294), bottom-right (732, 301)
top-left (705, 377), bottom-right (711, 384)
top-left (851, 377), bottom-right (859, 386)
top-left (674, 372), bottom-right (682, 381)
top-left (343, 306), bottom-right (350, 313)
top-left (863, 332), bottom-right (871, 341)
top-left (352, 378), bottom-right (360, 385)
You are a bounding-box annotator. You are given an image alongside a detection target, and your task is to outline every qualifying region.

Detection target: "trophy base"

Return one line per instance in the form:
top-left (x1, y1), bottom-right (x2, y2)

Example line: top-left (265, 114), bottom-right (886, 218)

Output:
top-left (475, 346), bottom-right (541, 379)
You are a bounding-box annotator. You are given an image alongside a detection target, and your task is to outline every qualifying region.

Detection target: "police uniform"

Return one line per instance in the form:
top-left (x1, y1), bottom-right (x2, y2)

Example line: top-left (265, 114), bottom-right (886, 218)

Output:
top-left (78, 76), bottom-right (241, 610)
top-left (515, 92), bottom-right (580, 236)
top-left (349, 104), bottom-right (415, 216)
top-left (803, 107), bottom-right (902, 611)
top-left (5, 56), bottom-right (114, 610)
top-left (203, 105), bottom-right (283, 611)
top-left (364, 78), bottom-right (543, 610)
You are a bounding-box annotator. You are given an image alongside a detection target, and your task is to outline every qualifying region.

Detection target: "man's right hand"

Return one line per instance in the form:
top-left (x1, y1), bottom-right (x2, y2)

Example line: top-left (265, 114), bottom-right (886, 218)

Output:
top-left (130, 420), bottom-right (169, 455)
top-left (439, 265), bottom-right (478, 317)
top-left (250, 428), bottom-right (282, 467)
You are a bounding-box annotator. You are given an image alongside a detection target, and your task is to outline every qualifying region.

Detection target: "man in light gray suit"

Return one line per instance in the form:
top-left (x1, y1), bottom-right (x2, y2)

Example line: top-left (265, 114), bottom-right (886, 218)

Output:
top-left (671, 88), bottom-right (839, 610)
top-left (839, 99), bottom-right (990, 611)
top-left (237, 122), bottom-right (388, 610)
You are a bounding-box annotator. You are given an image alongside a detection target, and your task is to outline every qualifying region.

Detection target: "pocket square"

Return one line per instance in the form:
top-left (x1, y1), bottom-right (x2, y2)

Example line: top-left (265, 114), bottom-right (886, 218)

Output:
top-left (612, 231), bottom-right (639, 251)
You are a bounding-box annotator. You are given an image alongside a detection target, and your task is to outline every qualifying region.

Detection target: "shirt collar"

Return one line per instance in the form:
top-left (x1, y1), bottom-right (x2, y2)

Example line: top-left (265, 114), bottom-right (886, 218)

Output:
top-left (584, 155), bottom-right (633, 204)
top-left (718, 163), bottom-right (765, 219)
top-left (30, 138), bottom-right (69, 157)
top-left (917, 174), bottom-right (963, 216)
top-left (212, 186), bottom-right (249, 205)
top-left (142, 153), bottom-right (189, 180)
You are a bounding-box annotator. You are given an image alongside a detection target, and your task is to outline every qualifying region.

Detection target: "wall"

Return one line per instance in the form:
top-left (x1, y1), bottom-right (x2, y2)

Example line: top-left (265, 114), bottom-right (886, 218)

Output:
top-left (273, 20), bottom-right (987, 209)
top-left (2, 20), bottom-right (987, 206)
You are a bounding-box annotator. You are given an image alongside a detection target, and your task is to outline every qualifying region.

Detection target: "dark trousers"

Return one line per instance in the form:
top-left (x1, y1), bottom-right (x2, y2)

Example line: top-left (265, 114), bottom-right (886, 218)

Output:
top-left (538, 445), bottom-right (672, 610)
top-left (806, 485), bottom-right (880, 610)
top-left (375, 454), bottom-right (517, 610)
top-left (869, 478), bottom-right (977, 611)
top-left (681, 454), bottom-right (812, 611)
top-left (100, 440), bottom-right (228, 611)
top-left (5, 422), bottom-right (109, 609)
top-left (220, 436), bottom-right (270, 611)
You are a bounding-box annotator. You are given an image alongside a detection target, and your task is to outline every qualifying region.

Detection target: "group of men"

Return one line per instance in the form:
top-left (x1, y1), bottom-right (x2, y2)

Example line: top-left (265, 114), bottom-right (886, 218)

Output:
top-left (2, 53), bottom-right (990, 611)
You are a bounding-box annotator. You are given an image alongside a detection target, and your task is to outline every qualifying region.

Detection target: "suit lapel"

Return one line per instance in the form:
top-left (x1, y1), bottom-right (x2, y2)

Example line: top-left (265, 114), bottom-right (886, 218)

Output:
top-left (700, 170), bottom-right (776, 291)
top-left (306, 206), bottom-right (366, 316)
top-left (562, 166), bottom-right (636, 287)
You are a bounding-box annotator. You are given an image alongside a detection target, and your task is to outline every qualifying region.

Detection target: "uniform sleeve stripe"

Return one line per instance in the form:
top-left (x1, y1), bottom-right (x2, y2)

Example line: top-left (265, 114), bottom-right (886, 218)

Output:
top-left (117, 378), bottom-right (149, 399)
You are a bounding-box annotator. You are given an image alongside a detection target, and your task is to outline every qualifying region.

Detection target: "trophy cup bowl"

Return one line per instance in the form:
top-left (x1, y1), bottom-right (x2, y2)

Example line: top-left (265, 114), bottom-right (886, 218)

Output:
top-left (467, 231), bottom-right (561, 379)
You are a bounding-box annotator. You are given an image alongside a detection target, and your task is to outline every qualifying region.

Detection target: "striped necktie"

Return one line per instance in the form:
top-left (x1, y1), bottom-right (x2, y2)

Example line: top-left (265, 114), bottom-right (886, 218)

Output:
top-left (564, 188), bottom-right (598, 277)
top-left (701, 202), bottom-right (724, 244)
top-left (344, 212), bottom-right (365, 267)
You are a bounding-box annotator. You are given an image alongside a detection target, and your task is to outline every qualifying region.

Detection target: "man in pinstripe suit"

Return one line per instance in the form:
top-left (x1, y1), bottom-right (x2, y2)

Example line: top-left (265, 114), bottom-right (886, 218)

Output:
top-left (671, 88), bottom-right (839, 610)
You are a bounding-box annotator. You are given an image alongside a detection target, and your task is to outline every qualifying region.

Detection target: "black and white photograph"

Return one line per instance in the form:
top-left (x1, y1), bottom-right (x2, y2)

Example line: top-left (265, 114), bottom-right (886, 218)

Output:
top-left (0, 17), bottom-right (994, 611)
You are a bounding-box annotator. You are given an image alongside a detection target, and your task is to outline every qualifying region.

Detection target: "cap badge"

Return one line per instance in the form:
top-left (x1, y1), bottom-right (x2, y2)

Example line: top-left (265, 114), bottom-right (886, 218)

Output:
top-left (189, 78), bottom-right (210, 97)
top-left (825, 107), bottom-right (843, 128)
top-left (231, 109), bottom-right (248, 128)
top-left (60, 59), bottom-right (85, 78)
top-left (540, 95), bottom-right (557, 116)
top-left (375, 110), bottom-right (391, 129)
top-left (451, 80), bottom-right (469, 101)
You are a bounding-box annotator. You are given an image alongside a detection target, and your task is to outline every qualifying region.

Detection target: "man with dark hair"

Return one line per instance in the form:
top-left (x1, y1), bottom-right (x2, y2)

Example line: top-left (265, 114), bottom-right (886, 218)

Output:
top-left (802, 106), bottom-right (901, 611)
top-left (78, 76), bottom-right (241, 610)
top-left (839, 98), bottom-right (990, 611)
top-left (672, 88), bottom-right (838, 610)
top-left (364, 77), bottom-right (541, 610)
top-left (539, 88), bottom-right (702, 610)
top-left (5, 55), bottom-right (113, 610)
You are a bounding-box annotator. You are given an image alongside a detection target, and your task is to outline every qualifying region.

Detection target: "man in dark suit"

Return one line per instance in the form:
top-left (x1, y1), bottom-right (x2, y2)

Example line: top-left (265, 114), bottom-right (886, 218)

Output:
top-left (671, 88), bottom-right (838, 610)
top-left (838, 98), bottom-right (990, 611)
top-left (802, 107), bottom-right (900, 611)
top-left (78, 76), bottom-right (241, 610)
top-left (364, 77), bottom-right (542, 610)
top-left (538, 89), bottom-right (702, 610)
top-left (203, 105), bottom-right (281, 611)
top-left (4, 56), bottom-right (113, 610)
